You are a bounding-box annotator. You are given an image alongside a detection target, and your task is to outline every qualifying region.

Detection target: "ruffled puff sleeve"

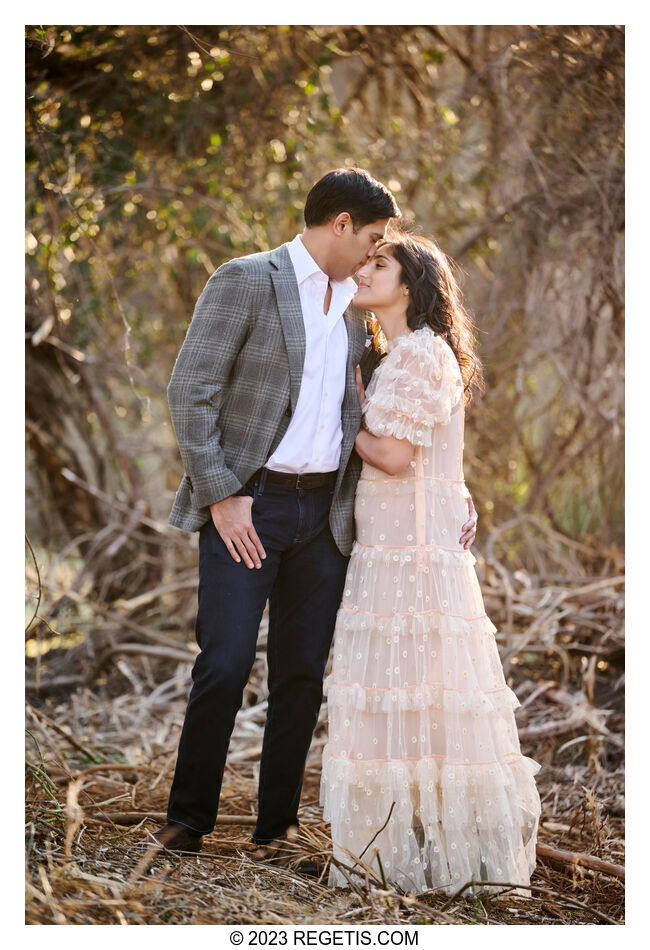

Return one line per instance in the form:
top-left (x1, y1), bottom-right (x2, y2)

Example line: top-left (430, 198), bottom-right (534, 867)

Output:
top-left (361, 329), bottom-right (463, 446)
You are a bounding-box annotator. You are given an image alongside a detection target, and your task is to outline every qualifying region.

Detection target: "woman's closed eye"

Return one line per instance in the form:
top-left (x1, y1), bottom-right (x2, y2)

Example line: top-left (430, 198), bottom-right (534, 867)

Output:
top-left (372, 253), bottom-right (391, 269)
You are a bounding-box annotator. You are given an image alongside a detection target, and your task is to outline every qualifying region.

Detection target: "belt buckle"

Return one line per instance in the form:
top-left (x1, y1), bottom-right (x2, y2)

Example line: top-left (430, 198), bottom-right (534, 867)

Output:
top-left (296, 473), bottom-right (309, 490)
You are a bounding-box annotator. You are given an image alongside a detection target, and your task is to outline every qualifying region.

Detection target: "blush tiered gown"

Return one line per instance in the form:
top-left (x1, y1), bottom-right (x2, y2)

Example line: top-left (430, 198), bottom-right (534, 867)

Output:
top-left (320, 327), bottom-right (541, 895)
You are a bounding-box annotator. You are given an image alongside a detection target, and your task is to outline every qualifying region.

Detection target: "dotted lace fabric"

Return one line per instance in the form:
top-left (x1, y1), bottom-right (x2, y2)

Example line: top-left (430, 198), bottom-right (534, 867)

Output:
top-left (320, 328), bottom-right (541, 896)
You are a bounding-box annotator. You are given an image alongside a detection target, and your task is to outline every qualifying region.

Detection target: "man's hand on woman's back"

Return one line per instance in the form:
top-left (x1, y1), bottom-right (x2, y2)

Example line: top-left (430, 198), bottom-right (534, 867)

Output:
top-left (459, 495), bottom-right (478, 550)
top-left (355, 365), bottom-right (366, 406)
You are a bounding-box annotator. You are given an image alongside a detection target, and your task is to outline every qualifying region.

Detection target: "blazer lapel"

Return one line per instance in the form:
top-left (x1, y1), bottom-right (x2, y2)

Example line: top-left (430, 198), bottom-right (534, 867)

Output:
top-left (270, 246), bottom-right (367, 419)
top-left (343, 303), bottom-right (369, 392)
top-left (270, 246), bottom-right (306, 414)
top-left (340, 303), bottom-right (368, 448)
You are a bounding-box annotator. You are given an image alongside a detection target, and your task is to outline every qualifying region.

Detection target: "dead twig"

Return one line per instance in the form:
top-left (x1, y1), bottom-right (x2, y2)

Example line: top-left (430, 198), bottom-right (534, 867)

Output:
top-left (25, 533), bottom-right (43, 636)
top-left (26, 703), bottom-right (104, 764)
top-left (439, 879), bottom-right (620, 924)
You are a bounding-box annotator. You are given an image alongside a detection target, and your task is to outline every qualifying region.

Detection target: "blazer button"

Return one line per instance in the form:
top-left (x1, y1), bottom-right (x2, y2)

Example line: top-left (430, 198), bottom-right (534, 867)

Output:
top-left (186, 475), bottom-right (193, 491)
top-left (285, 406), bottom-right (292, 417)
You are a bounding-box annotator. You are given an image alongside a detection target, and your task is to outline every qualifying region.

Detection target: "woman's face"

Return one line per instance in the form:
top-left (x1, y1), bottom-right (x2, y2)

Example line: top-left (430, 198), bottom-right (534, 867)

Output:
top-left (354, 245), bottom-right (408, 311)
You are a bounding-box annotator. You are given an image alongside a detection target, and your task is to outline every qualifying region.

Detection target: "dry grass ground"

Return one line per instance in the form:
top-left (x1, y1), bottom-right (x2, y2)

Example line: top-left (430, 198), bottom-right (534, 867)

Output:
top-left (25, 662), bottom-right (624, 924)
top-left (25, 524), bottom-right (624, 925)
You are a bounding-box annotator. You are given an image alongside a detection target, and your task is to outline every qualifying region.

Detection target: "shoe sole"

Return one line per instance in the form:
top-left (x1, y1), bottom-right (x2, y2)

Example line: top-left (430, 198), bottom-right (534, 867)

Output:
top-left (142, 837), bottom-right (202, 855)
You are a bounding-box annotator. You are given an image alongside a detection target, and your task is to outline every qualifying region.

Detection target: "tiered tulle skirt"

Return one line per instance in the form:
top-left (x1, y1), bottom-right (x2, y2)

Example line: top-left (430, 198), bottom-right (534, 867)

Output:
top-left (320, 475), bottom-right (541, 895)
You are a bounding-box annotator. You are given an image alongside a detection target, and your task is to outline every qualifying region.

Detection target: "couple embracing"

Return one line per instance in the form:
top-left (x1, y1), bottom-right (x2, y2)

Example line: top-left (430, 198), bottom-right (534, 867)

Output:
top-left (152, 168), bottom-right (541, 895)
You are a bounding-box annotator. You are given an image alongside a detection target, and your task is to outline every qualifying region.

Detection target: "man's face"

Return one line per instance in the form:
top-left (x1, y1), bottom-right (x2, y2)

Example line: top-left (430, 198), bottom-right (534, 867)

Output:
top-left (332, 218), bottom-right (390, 280)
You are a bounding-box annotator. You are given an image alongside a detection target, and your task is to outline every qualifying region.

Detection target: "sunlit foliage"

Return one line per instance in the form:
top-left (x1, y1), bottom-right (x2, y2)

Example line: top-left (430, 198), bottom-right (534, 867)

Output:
top-left (26, 25), bottom-right (624, 572)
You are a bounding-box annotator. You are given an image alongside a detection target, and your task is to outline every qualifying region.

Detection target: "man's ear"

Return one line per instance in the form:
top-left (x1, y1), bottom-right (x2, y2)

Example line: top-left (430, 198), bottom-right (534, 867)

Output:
top-left (332, 211), bottom-right (351, 235)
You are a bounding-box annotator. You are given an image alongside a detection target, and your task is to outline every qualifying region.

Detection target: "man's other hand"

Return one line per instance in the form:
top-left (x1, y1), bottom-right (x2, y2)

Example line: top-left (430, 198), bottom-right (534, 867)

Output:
top-left (209, 495), bottom-right (267, 568)
top-left (459, 494), bottom-right (478, 550)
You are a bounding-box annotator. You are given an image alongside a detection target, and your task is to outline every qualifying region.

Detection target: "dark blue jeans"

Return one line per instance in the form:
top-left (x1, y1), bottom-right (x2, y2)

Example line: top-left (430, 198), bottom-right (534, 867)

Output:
top-left (166, 473), bottom-right (349, 842)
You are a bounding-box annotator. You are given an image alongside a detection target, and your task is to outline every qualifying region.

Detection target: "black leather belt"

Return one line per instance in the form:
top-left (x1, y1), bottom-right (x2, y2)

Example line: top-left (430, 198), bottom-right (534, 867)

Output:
top-left (251, 468), bottom-right (338, 490)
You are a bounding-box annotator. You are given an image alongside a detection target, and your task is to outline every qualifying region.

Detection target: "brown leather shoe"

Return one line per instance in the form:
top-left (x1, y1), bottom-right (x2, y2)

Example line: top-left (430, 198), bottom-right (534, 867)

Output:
top-left (148, 823), bottom-right (203, 853)
top-left (251, 825), bottom-right (320, 877)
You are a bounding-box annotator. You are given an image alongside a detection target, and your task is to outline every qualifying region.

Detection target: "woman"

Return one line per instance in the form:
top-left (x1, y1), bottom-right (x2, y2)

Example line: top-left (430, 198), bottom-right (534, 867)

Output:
top-left (320, 230), bottom-right (541, 896)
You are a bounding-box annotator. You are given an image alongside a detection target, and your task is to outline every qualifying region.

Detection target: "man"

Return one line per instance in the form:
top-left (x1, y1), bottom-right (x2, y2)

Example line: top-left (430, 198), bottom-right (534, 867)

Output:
top-left (153, 168), bottom-right (476, 868)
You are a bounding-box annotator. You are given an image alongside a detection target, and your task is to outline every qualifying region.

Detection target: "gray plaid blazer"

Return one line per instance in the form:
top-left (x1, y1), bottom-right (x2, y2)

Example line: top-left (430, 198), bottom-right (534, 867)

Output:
top-left (167, 243), bottom-right (374, 556)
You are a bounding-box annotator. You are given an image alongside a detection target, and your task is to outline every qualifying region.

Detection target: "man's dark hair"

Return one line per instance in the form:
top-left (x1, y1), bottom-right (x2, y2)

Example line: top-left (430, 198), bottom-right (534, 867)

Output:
top-left (304, 168), bottom-right (401, 231)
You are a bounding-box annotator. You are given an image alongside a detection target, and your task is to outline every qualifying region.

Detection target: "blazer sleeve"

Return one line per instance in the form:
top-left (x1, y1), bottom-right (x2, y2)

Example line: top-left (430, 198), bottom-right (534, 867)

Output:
top-left (167, 260), bottom-right (253, 508)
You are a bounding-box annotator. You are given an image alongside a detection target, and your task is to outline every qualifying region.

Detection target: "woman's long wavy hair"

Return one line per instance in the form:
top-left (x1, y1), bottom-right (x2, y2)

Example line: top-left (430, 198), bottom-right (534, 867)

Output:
top-left (368, 227), bottom-right (484, 404)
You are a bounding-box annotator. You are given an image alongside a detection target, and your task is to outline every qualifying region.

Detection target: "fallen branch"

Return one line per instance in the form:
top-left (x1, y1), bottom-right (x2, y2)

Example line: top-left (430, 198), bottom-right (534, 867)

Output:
top-left (113, 576), bottom-right (199, 612)
top-left (26, 675), bottom-right (84, 692)
top-left (68, 763), bottom-right (151, 776)
top-left (518, 715), bottom-right (585, 741)
top-left (60, 466), bottom-right (188, 543)
top-left (536, 841), bottom-right (624, 881)
top-left (28, 580), bottom-right (192, 651)
top-left (92, 642), bottom-right (195, 674)
top-left (95, 811), bottom-right (257, 826)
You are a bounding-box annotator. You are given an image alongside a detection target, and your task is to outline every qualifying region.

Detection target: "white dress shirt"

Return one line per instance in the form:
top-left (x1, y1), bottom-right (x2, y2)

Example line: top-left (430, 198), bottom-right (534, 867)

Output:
top-left (265, 234), bottom-right (357, 474)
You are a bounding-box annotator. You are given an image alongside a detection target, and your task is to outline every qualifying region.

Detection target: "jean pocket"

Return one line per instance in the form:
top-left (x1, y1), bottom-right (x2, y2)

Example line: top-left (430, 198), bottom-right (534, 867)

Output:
top-left (250, 478), bottom-right (263, 512)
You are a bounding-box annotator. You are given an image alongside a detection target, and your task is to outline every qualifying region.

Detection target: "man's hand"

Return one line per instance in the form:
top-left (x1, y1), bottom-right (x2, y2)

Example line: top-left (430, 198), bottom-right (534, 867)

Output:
top-left (209, 495), bottom-right (266, 569)
top-left (355, 365), bottom-right (366, 407)
top-left (459, 494), bottom-right (478, 550)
